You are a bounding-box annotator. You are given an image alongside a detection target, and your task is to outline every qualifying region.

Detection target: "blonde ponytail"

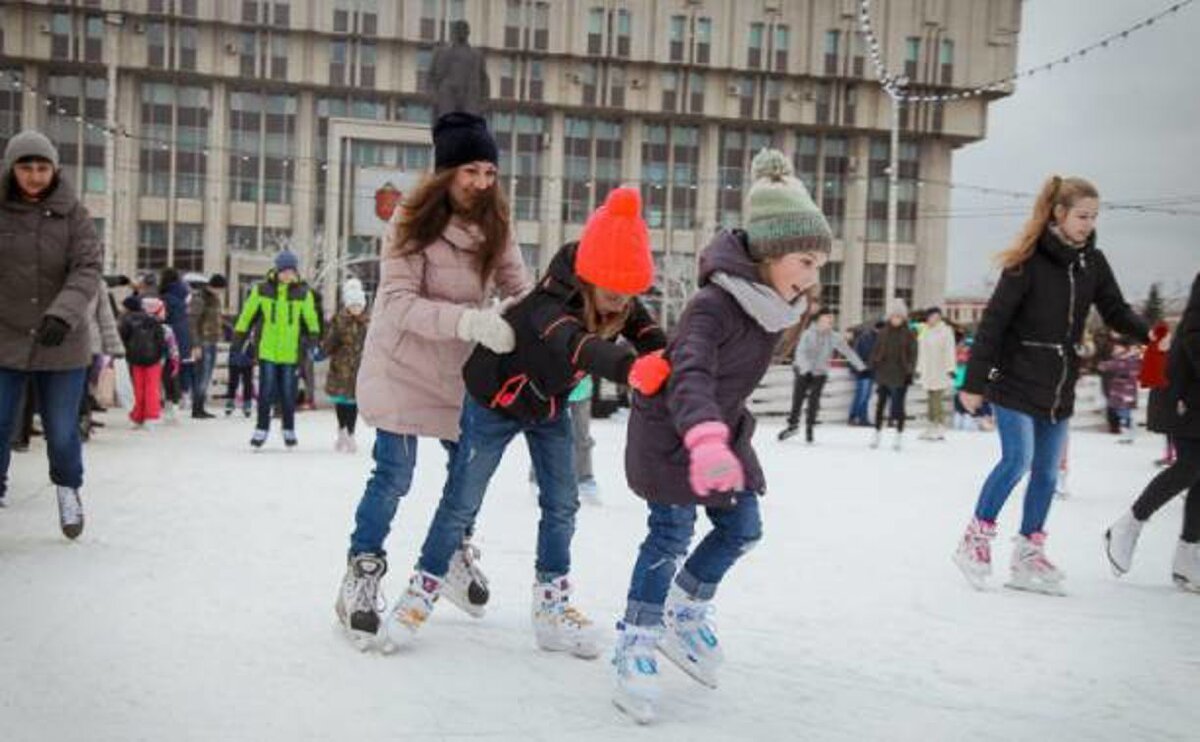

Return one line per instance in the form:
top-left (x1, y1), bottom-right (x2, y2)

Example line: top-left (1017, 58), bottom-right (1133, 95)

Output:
top-left (996, 175), bottom-right (1098, 270)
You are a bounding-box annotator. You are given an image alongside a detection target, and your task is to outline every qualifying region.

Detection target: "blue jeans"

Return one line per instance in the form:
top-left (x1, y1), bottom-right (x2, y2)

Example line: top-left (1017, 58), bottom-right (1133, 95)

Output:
top-left (256, 361), bottom-right (297, 432)
top-left (191, 344), bottom-right (217, 407)
top-left (419, 396), bottom-right (577, 581)
top-left (974, 404), bottom-right (1069, 536)
top-left (850, 376), bottom-right (874, 424)
top-left (1115, 408), bottom-right (1132, 432)
top-left (0, 366), bottom-right (88, 499)
top-left (624, 494), bottom-right (762, 627)
top-left (349, 431), bottom-right (458, 557)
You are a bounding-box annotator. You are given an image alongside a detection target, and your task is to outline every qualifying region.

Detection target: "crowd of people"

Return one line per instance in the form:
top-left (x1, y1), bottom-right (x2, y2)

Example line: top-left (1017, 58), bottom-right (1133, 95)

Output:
top-left (2, 110), bottom-right (1198, 727)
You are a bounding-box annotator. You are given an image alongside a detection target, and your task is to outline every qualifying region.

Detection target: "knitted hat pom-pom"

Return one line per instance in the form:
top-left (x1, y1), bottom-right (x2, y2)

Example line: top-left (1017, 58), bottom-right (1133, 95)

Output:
top-left (751, 148), bottom-right (794, 182)
top-left (604, 187), bottom-right (642, 217)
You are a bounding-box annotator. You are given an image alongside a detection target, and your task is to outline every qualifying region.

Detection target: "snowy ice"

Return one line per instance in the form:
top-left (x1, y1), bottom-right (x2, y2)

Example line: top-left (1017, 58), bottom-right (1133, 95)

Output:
top-left (1, 411), bottom-right (1197, 741)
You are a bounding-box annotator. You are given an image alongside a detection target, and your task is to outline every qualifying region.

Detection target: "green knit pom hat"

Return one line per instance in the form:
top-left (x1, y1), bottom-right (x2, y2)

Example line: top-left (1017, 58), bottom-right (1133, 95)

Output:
top-left (744, 148), bottom-right (832, 260)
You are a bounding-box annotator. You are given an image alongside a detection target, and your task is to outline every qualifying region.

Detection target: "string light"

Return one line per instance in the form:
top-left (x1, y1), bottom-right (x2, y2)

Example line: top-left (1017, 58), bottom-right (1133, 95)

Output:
top-left (858, 0), bottom-right (1196, 103)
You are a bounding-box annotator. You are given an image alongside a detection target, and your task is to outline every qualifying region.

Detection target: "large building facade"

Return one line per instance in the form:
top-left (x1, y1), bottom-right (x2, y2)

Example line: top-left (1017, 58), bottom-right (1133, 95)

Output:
top-left (0, 0), bottom-right (1020, 325)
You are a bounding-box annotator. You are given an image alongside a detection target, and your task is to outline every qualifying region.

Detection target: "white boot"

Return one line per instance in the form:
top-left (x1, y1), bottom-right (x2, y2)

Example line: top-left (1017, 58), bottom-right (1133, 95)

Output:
top-left (892, 430), bottom-right (905, 451)
top-left (1007, 532), bottom-right (1066, 596)
top-left (56, 485), bottom-right (84, 540)
top-left (335, 429), bottom-right (349, 452)
top-left (1104, 511), bottom-right (1144, 576)
top-left (345, 433), bottom-right (358, 453)
top-left (612, 621), bottom-right (662, 724)
top-left (660, 583), bottom-right (724, 688)
top-left (334, 554), bottom-right (387, 650)
top-left (952, 517), bottom-right (996, 590)
top-left (531, 576), bottom-right (601, 659)
top-left (442, 537), bottom-right (490, 618)
top-left (1172, 540), bottom-right (1200, 592)
top-left (870, 429), bottom-right (882, 449)
top-left (380, 571), bottom-right (441, 652)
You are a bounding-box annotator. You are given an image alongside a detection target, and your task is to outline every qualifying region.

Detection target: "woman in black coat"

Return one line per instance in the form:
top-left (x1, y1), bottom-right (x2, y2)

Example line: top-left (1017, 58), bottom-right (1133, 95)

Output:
top-left (1105, 271), bottom-right (1200, 591)
top-left (953, 175), bottom-right (1148, 595)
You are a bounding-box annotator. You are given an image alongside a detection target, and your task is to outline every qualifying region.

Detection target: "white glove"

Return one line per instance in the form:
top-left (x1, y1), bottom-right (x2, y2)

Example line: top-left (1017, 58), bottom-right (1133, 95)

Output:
top-left (456, 308), bottom-right (516, 354)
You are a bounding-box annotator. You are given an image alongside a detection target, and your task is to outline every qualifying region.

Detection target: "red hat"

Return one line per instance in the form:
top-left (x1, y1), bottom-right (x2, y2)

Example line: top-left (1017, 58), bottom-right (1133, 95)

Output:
top-left (575, 187), bottom-right (654, 295)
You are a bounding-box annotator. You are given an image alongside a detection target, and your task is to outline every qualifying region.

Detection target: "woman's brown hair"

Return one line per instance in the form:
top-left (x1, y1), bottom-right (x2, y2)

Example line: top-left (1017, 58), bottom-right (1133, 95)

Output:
top-left (580, 282), bottom-right (633, 339)
top-left (997, 175), bottom-right (1099, 270)
top-left (388, 165), bottom-right (512, 285)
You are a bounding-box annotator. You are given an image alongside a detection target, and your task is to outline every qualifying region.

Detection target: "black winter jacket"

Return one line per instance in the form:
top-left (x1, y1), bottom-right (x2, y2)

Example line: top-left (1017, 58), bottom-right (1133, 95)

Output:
top-left (1148, 271), bottom-right (1200, 439)
top-left (463, 242), bottom-right (666, 423)
top-left (963, 229), bottom-right (1149, 422)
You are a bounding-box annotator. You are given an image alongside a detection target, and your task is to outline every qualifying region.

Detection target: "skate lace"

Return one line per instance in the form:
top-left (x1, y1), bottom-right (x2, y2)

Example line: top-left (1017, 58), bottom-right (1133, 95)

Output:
top-left (674, 602), bottom-right (717, 636)
top-left (561, 605), bottom-right (592, 629)
top-left (1021, 545), bottom-right (1058, 575)
top-left (351, 563), bottom-right (386, 614)
top-left (966, 533), bottom-right (991, 564)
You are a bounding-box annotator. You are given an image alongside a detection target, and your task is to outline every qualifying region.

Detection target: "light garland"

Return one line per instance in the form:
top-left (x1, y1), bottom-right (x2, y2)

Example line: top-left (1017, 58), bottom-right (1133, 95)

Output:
top-left (857, 0), bottom-right (1196, 103)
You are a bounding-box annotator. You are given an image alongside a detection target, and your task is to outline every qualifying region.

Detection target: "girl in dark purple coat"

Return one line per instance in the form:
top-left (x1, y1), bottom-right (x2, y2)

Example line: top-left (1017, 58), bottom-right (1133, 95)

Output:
top-left (612, 150), bottom-right (830, 724)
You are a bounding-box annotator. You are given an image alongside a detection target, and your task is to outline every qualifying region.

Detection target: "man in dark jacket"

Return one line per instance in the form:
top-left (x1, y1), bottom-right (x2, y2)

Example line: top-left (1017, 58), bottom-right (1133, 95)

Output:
top-left (0, 130), bottom-right (101, 538)
top-left (188, 273), bottom-right (226, 418)
top-left (428, 21), bottom-right (490, 118)
top-left (849, 322), bottom-right (880, 425)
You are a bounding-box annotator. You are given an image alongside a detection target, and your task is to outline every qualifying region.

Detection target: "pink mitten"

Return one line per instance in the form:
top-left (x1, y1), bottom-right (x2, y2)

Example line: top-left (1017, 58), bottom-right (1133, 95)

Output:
top-left (683, 421), bottom-right (745, 497)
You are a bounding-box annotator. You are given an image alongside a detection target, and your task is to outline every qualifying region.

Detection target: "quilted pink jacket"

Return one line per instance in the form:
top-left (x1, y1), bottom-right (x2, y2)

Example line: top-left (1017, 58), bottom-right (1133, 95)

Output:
top-left (356, 211), bottom-right (530, 441)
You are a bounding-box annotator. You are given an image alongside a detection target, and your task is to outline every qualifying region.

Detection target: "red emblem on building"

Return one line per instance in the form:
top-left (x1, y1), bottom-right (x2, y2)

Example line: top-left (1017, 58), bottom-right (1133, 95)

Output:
top-left (374, 182), bottom-right (402, 222)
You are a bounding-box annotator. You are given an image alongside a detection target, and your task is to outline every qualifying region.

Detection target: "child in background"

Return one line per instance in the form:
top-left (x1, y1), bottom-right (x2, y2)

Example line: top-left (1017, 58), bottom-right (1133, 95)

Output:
top-left (322, 278), bottom-right (371, 453)
top-left (118, 296), bottom-right (172, 428)
top-left (1099, 338), bottom-right (1142, 444)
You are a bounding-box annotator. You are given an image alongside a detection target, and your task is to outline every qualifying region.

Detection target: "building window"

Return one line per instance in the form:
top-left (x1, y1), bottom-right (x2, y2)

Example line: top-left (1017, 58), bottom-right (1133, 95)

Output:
top-left (905, 37), bottom-right (920, 80)
top-left (822, 136), bottom-right (849, 238)
top-left (138, 221), bottom-right (169, 271)
top-left (820, 261), bottom-right (843, 319)
top-left (868, 138), bottom-right (919, 243)
top-left (616, 9), bottom-right (631, 57)
top-left (844, 85), bottom-right (857, 125)
top-left (670, 125), bottom-right (699, 230)
top-left (84, 15), bottom-right (103, 62)
top-left (229, 91), bottom-right (297, 205)
top-left (561, 117), bottom-right (623, 225)
top-left (641, 124), bottom-right (668, 228)
top-left (895, 265), bottom-right (915, 310)
top-left (270, 34), bottom-right (288, 79)
top-left (46, 74), bottom-right (107, 193)
top-left (0, 68), bottom-right (23, 153)
top-left (793, 133), bottom-right (818, 194)
top-left (360, 43), bottom-right (377, 88)
top-left (774, 25), bottom-right (790, 72)
top-left (661, 70), bottom-right (678, 112)
top-left (330, 40), bottom-right (347, 86)
top-left (51, 13), bottom-right (71, 59)
top-left (608, 65), bottom-right (626, 108)
top-left (174, 223), bottom-right (205, 272)
top-left (852, 32), bottom-right (866, 77)
top-left (735, 76), bottom-right (754, 119)
top-left (765, 79), bottom-right (782, 121)
top-left (139, 84), bottom-right (173, 197)
top-left (528, 60), bottom-right (544, 101)
top-left (825, 30), bottom-right (840, 75)
top-left (695, 17), bottom-right (712, 65)
top-left (748, 22), bottom-right (764, 69)
top-left (176, 87), bottom-right (209, 199)
top-left (149, 20), bottom-right (198, 71)
top-left (940, 39), bottom-right (954, 85)
top-left (50, 12), bottom-right (103, 62)
top-left (416, 49), bottom-right (433, 94)
top-left (688, 72), bottom-right (705, 114)
top-left (815, 82), bottom-right (832, 125)
top-left (504, 0), bottom-right (522, 48)
top-left (669, 15), bottom-right (686, 62)
top-left (718, 128), bottom-right (773, 228)
top-left (490, 112), bottom-right (545, 222)
top-left (532, 1), bottom-right (549, 50)
top-left (227, 225), bottom-right (259, 253)
top-left (504, 0), bottom-right (548, 51)
top-left (498, 56), bottom-right (516, 99)
top-left (863, 263), bottom-right (886, 321)
top-left (587, 8), bottom-right (604, 55)
top-left (580, 63), bottom-right (598, 106)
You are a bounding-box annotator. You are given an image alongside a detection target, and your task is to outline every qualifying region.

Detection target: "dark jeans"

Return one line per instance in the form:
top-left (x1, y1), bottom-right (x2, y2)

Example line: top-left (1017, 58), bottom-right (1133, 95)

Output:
top-left (1133, 436), bottom-right (1200, 543)
top-left (875, 384), bottom-right (909, 432)
top-left (335, 403), bottom-right (358, 434)
top-left (349, 431), bottom-right (461, 557)
top-left (225, 365), bottom-right (254, 412)
top-left (0, 367), bottom-right (88, 499)
top-left (787, 371), bottom-right (827, 432)
top-left (191, 344), bottom-right (217, 410)
top-left (624, 494), bottom-right (762, 627)
top-left (850, 375), bottom-right (874, 425)
top-left (256, 361), bottom-right (298, 432)
top-left (418, 396), bottom-right (577, 581)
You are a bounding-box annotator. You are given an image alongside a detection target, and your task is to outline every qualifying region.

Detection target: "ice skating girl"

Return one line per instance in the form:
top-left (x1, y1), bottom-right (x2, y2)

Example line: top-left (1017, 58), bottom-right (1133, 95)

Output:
top-left (321, 277), bottom-right (370, 453)
top-left (334, 112), bottom-right (531, 648)
top-left (1105, 271), bottom-right (1200, 592)
top-left (953, 175), bottom-right (1149, 595)
top-left (870, 300), bottom-right (918, 450)
top-left (612, 150), bottom-right (828, 724)
top-left (381, 187), bottom-right (669, 657)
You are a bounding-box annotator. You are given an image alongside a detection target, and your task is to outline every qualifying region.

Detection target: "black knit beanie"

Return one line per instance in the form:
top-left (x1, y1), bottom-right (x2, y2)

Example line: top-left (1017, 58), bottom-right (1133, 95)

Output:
top-left (433, 112), bottom-right (499, 171)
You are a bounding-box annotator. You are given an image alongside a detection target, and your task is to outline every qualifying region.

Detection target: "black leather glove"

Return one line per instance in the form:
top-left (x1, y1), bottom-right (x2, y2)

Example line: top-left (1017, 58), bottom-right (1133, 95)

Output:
top-left (36, 316), bottom-right (70, 347)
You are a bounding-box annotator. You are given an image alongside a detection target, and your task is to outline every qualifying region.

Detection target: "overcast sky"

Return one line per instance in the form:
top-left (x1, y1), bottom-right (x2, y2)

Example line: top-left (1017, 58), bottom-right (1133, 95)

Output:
top-left (946, 0), bottom-right (1200, 302)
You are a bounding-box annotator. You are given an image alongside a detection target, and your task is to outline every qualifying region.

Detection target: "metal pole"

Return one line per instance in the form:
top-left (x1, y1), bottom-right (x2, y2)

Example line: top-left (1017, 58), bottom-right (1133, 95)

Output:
top-left (885, 85), bottom-right (900, 310)
top-left (103, 12), bottom-right (122, 275)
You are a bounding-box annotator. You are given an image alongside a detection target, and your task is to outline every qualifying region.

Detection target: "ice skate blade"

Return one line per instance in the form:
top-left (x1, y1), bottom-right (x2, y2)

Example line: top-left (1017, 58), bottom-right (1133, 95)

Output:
top-left (613, 692), bottom-right (656, 725)
top-left (658, 639), bottom-right (718, 689)
top-left (441, 590), bottom-right (486, 619)
top-left (1173, 574), bottom-right (1200, 593)
top-left (340, 625), bottom-right (378, 653)
top-left (1004, 578), bottom-right (1066, 597)
top-left (1103, 531), bottom-right (1129, 577)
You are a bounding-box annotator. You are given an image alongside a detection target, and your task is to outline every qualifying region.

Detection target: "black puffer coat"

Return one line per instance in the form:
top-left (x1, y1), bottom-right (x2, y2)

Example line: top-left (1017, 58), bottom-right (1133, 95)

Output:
top-left (963, 229), bottom-right (1149, 422)
top-left (1148, 271), bottom-right (1200, 439)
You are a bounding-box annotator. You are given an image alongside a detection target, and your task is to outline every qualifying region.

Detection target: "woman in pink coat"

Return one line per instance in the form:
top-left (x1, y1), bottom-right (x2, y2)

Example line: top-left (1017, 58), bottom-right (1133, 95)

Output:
top-left (334, 113), bottom-right (530, 649)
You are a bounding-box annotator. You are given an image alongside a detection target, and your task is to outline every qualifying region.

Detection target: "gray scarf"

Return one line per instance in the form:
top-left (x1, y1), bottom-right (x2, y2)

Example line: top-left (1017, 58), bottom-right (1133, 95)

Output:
top-left (710, 271), bottom-right (807, 333)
